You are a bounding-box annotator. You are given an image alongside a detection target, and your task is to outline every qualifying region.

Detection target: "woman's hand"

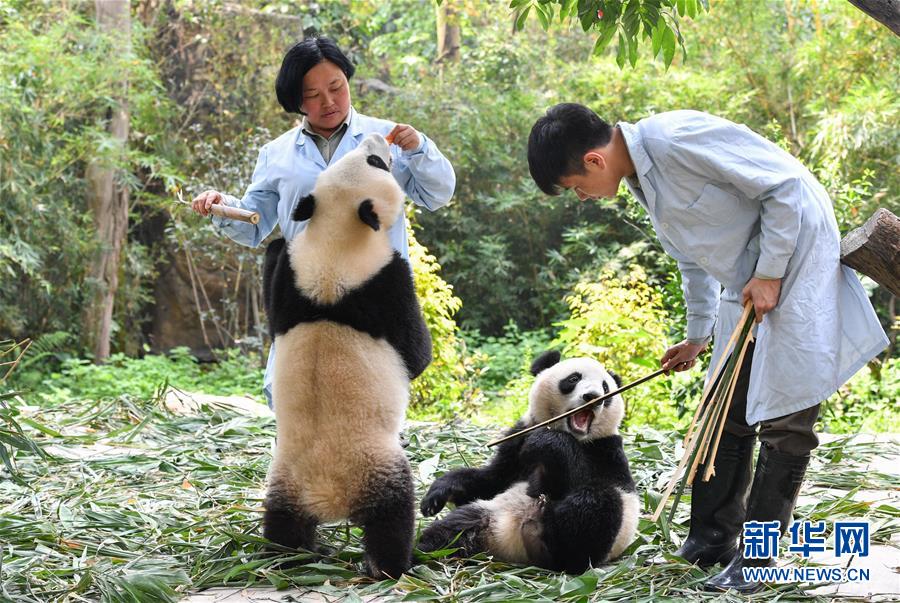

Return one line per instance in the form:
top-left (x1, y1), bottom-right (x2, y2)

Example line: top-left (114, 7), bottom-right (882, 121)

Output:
top-left (661, 340), bottom-right (707, 373)
top-left (742, 277), bottom-right (782, 323)
top-left (387, 124), bottom-right (421, 152)
top-left (191, 190), bottom-right (224, 216)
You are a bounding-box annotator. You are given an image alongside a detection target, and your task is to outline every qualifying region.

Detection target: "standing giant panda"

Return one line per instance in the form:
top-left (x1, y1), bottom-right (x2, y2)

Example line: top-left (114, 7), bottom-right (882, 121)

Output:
top-left (419, 351), bottom-right (639, 573)
top-left (262, 133), bottom-right (432, 578)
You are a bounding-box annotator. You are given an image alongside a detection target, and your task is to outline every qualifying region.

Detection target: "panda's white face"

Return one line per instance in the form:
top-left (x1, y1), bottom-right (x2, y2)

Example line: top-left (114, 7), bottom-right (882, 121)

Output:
top-left (526, 356), bottom-right (624, 441)
top-left (288, 133), bottom-right (405, 304)
top-left (311, 133), bottom-right (403, 236)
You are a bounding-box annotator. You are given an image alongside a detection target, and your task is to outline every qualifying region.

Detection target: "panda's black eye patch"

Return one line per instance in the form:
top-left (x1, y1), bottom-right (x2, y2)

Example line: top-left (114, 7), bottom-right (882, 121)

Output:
top-left (559, 372), bottom-right (581, 395)
top-left (603, 381), bottom-right (610, 394)
top-left (367, 154), bottom-right (390, 172)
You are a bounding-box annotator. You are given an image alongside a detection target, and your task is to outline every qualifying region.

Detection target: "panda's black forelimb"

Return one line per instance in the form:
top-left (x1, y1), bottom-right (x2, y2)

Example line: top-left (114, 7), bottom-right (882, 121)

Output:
top-left (420, 421), bottom-right (529, 517)
top-left (520, 429), bottom-right (580, 500)
top-left (539, 486), bottom-right (624, 573)
top-left (351, 459), bottom-right (416, 579)
top-left (262, 237), bottom-right (286, 326)
top-left (262, 245), bottom-right (432, 381)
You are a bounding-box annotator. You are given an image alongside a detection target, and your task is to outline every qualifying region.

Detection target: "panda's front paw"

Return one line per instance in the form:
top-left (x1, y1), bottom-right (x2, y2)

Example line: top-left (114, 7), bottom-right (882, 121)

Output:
top-left (420, 477), bottom-right (459, 516)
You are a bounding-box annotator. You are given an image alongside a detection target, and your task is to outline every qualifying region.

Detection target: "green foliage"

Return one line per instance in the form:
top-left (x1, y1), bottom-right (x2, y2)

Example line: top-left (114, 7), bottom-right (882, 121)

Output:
top-left (554, 265), bottom-right (679, 427)
top-left (1, 0), bottom-right (895, 429)
top-left (463, 325), bottom-right (554, 426)
top-left (821, 359), bottom-right (900, 434)
top-left (512, 0), bottom-right (708, 69)
top-left (15, 347), bottom-right (264, 405)
top-left (0, 3), bottom-right (177, 343)
top-left (408, 218), bottom-right (484, 419)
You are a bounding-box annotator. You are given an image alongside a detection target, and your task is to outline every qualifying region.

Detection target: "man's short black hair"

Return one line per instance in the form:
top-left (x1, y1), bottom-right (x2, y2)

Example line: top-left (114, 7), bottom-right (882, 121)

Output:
top-left (527, 103), bottom-right (614, 196)
top-left (275, 36), bottom-right (356, 114)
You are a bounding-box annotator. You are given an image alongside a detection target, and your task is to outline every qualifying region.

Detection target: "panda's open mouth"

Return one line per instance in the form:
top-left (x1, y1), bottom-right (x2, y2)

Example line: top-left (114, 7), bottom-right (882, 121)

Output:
top-left (568, 408), bottom-right (595, 435)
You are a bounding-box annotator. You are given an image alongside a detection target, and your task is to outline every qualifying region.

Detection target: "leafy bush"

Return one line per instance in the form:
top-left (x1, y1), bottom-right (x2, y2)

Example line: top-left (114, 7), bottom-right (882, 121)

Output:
top-left (25, 347), bottom-right (264, 406)
top-left (554, 265), bottom-right (680, 427)
top-left (407, 218), bottom-right (484, 419)
top-left (821, 359), bottom-right (900, 434)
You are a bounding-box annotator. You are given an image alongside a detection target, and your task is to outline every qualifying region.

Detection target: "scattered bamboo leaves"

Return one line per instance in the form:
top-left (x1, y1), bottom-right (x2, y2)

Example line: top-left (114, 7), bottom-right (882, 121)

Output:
top-left (0, 365), bottom-right (895, 600)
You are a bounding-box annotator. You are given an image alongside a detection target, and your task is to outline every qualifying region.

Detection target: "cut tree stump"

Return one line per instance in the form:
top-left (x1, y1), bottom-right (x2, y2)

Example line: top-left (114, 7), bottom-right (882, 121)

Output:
top-left (840, 208), bottom-right (900, 297)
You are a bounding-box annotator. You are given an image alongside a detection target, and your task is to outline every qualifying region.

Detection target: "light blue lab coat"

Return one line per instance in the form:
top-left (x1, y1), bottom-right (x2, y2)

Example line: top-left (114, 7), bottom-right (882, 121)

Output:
top-left (618, 110), bottom-right (888, 424)
top-left (211, 107), bottom-right (456, 403)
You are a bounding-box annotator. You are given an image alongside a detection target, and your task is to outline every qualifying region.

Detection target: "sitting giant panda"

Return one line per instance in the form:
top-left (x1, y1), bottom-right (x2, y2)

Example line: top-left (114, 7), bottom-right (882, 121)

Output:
top-left (419, 351), bottom-right (639, 573)
top-left (262, 133), bottom-right (432, 578)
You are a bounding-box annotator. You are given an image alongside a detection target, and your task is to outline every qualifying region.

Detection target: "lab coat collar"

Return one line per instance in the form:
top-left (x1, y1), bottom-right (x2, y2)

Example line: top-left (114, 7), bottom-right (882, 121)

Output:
top-left (295, 108), bottom-right (359, 169)
top-left (295, 107), bottom-right (359, 147)
top-left (617, 121), bottom-right (657, 211)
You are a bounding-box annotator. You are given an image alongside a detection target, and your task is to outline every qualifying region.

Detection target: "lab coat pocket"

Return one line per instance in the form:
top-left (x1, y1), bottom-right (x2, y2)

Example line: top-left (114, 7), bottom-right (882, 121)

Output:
top-left (686, 183), bottom-right (740, 226)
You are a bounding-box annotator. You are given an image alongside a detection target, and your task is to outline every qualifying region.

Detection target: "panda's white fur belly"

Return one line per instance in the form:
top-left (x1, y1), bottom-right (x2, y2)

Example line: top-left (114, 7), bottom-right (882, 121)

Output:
top-left (271, 321), bottom-right (409, 522)
top-left (476, 482), bottom-right (538, 564)
top-left (481, 483), bottom-right (639, 565)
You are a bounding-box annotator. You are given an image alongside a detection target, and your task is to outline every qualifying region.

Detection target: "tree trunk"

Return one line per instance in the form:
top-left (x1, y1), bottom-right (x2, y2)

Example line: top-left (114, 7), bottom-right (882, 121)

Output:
top-left (847, 0), bottom-right (900, 36)
top-left (83, 0), bottom-right (131, 362)
top-left (436, 1), bottom-right (461, 63)
top-left (840, 208), bottom-right (900, 296)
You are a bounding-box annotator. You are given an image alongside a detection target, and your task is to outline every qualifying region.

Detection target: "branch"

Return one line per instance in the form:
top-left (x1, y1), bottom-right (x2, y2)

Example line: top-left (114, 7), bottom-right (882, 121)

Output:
top-left (847, 0), bottom-right (900, 36)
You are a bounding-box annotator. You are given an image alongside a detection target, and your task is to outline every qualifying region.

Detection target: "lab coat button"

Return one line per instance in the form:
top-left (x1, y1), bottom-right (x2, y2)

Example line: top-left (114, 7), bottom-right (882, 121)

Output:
top-left (661, 222), bottom-right (669, 230)
top-left (700, 257), bottom-right (709, 265)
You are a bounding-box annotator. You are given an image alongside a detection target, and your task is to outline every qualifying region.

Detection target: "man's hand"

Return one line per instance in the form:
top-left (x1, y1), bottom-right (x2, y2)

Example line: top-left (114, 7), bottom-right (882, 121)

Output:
top-left (386, 124), bottom-right (421, 152)
top-left (191, 190), bottom-right (224, 216)
top-left (742, 277), bottom-right (782, 323)
top-left (661, 340), bottom-right (707, 373)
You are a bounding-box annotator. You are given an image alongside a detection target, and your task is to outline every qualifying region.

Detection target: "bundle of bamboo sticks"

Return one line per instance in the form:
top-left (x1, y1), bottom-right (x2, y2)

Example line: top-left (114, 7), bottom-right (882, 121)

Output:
top-left (651, 302), bottom-right (756, 523)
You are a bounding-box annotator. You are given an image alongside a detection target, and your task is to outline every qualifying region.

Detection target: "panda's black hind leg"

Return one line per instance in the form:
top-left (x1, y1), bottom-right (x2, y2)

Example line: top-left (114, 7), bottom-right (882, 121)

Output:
top-left (263, 481), bottom-right (319, 554)
top-left (418, 503), bottom-right (490, 557)
top-left (351, 459), bottom-right (415, 579)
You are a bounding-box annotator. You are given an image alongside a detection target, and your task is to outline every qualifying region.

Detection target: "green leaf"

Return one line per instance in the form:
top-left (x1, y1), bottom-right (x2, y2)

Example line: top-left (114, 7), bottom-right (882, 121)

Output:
top-left (676, 0), bottom-right (686, 16)
top-left (628, 32), bottom-right (639, 67)
top-left (616, 33), bottom-right (626, 69)
top-left (686, 0), bottom-right (698, 18)
top-left (514, 5), bottom-right (531, 31)
top-left (592, 22), bottom-right (617, 56)
top-left (578, 5), bottom-right (594, 31)
top-left (508, 0), bottom-right (530, 8)
top-left (536, 3), bottom-right (551, 30)
top-left (651, 18), bottom-right (665, 57)
top-left (662, 26), bottom-right (677, 69)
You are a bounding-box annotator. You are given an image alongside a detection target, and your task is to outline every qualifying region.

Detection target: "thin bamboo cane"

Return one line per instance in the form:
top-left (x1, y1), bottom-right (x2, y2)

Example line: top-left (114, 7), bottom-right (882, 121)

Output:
top-left (702, 328), bottom-right (755, 481)
top-left (681, 303), bottom-right (754, 445)
top-left (694, 317), bottom-right (753, 472)
top-left (651, 396), bottom-right (715, 522)
top-left (650, 302), bottom-right (755, 522)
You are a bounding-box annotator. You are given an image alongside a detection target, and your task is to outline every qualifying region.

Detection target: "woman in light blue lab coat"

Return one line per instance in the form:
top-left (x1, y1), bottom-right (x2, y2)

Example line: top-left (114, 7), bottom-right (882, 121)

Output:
top-left (527, 104), bottom-right (888, 593)
top-left (192, 37), bottom-right (455, 406)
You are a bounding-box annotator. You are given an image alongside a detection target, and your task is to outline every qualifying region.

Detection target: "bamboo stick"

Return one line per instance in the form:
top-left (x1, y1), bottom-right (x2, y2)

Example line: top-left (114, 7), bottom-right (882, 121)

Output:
top-left (702, 329), bottom-right (754, 481)
top-left (682, 303), bottom-right (754, 445)
top-left (650, 302), bottom-right (755, 522)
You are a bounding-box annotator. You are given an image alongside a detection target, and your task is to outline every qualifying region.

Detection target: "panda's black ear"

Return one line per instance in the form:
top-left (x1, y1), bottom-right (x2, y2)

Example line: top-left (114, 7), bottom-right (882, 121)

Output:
top-left (367, 154), bottom-right (390, 172)
top-left (608, 370), bottom-right (622, 388)
top-left (293, 194), bottom-right (315, 221)
top-left (530, 350), bottom-right (561, 376)
top-left (358, 199), bottom-right (380, 231)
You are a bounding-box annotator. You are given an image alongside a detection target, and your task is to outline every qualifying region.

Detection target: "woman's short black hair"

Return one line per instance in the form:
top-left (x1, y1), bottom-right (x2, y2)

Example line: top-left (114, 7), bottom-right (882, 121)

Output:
top-left (275, 36), bottom-right (356, 114)
top-left (527, 103), bottom-right (614, 196)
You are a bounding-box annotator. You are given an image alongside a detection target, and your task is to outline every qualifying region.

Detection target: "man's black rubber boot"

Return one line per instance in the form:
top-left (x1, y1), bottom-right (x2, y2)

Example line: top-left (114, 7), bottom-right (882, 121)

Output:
top-left (706, 444), bottom-right (810, 593)
top-left (673, 431), bottom-right (756, 567)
